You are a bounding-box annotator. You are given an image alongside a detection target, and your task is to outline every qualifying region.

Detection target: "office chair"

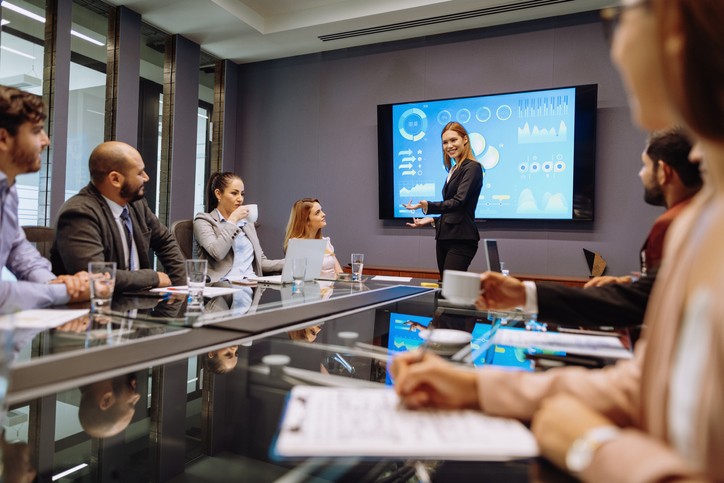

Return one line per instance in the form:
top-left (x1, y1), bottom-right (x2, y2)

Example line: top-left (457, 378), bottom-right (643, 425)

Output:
top-left (170, 219), bottom-right (194, 260)
top-left (23, 226), bottom-right (55, 260)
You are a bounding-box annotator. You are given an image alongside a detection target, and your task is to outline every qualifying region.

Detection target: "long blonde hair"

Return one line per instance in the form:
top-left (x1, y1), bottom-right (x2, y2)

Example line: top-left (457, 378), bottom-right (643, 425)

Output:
top-left (283, 198), bottom-right (322, 252)
top-left (441, 122), bottom-right (476, 172)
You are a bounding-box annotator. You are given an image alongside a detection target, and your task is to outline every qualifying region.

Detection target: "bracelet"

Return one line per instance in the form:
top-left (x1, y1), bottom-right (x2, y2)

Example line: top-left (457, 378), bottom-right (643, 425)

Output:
top-left (566, 426), bottom-right (620, 474)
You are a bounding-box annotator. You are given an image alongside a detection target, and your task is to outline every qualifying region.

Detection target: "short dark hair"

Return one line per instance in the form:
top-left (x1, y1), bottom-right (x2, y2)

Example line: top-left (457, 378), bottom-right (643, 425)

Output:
top-left (646, 127), bottom-right (701, 188)
top-left (0, 85), bottom-right (46, 135)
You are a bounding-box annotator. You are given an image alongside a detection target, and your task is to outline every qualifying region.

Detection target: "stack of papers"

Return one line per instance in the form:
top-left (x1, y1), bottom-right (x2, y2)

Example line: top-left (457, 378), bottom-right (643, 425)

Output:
top-left (273, 386), bottom-right (539, 460)
top-left (492, 329), bottom-right (632, 359)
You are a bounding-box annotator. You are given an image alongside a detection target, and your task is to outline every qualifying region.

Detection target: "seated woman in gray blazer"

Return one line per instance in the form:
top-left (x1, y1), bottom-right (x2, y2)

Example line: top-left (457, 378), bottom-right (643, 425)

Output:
top-left (194, 172), bottom-right (283, 282)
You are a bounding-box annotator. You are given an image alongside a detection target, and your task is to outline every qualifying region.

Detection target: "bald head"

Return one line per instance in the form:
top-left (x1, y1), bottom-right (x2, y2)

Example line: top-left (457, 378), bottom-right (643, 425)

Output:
top-left (89, 141), bottom-right (149, 204)
top-left (89, 141), bottom-right (140, 185)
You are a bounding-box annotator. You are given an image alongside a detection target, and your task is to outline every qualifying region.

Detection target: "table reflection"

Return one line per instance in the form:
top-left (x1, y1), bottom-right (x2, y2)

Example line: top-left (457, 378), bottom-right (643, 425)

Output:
top-left (79, 373), bottom-right (140, 438)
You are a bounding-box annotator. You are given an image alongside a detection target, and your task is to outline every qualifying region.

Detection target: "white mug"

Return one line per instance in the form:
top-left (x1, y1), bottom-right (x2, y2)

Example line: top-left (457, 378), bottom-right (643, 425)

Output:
top-left (245, 204), bottom-right (258, 223)
top-left (441, 270), bottom-right (482, 306)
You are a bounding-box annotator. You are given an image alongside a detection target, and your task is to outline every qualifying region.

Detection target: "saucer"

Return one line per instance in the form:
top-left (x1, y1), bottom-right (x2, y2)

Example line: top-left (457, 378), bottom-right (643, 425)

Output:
top-left (419, 329), bottom-right (473, 356)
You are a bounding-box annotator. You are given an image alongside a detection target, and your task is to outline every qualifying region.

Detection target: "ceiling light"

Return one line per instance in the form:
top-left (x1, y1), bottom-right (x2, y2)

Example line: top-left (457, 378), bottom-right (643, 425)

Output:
top-left (52, 463), bottom-right (88, 481)
top-left (0, 45), bottom-right (36, 59)
top-left (4, 3), bottom-right (104, 46)
top-left (2, 2), bottom-right (45, 23)
top-left (71, 29), bottom-right (103, 46)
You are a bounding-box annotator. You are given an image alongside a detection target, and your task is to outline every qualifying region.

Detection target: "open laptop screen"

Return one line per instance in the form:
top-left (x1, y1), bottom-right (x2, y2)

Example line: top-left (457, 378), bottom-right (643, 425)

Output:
top-left (484, 239), bottom-right (502, 272)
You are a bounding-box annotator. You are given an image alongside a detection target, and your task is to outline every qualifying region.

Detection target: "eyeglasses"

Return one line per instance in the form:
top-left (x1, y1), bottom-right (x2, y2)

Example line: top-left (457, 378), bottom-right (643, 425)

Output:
top-left (600, 0), bottom-right (652, 45)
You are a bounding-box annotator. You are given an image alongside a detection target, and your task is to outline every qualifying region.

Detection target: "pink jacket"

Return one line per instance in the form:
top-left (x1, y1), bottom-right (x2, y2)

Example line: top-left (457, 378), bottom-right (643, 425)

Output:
top-left (477, 191), bottom-right (724, 482)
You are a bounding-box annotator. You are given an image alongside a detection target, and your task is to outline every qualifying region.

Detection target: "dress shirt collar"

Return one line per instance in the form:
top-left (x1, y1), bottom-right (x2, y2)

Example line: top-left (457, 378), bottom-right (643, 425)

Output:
top-left (102, 195), bottom-right (127, 218)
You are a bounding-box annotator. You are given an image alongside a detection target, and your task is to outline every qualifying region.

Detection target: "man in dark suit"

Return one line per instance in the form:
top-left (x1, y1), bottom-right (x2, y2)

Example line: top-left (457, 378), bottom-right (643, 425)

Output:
top-left (475, 128), bottom-right (701, 328)
top-left (51, 141), bottom-right (186, 293)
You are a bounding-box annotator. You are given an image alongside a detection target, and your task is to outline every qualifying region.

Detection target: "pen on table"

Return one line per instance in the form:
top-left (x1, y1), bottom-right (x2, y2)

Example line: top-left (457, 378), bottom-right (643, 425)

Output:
top-left (397, 329), bottom-right (434, 410)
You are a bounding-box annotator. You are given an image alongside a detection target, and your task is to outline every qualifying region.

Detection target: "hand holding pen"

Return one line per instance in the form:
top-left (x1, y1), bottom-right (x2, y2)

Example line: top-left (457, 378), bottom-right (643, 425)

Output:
top-left (391, 339), bottom-right (480, 410)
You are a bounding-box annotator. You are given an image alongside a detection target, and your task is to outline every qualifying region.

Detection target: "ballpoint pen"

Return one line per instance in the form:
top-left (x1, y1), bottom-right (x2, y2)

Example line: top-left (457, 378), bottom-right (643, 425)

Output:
top-left (397, 329), bottom-right (434, 410)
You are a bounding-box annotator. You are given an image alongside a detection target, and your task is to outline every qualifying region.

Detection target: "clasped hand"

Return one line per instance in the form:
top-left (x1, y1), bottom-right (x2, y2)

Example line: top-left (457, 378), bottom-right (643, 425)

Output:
top-left (50, 271), bottom-right (90, 302)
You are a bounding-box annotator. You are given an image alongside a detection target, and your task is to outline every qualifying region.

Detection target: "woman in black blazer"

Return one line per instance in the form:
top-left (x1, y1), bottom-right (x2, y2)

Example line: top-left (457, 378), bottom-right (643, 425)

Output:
top-left (405, 122), bottom-right (483, 277)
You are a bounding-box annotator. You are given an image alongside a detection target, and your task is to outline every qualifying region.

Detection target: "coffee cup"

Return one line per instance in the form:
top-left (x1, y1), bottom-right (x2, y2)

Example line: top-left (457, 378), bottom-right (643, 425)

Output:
top-left (245, 204), bottom-right (258, 223)
top-left (441, 270), bottom-right (482, 306)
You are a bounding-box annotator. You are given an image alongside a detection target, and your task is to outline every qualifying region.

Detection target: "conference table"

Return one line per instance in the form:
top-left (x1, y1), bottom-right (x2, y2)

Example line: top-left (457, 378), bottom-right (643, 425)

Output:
top-left (4, 278), bottom-right (629, 482)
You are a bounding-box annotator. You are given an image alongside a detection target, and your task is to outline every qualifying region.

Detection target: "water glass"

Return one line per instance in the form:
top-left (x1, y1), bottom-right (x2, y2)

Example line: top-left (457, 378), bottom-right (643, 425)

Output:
top-left (351, 253), bottom-right (364, 281)
top-left (186, 259), bottom-right (208, 311)
top-left (500, 261), bottom-right (510, 277)
top-left (89, 262), bottom-right (116, 314)
top-left (291, 257), bottom-right (306, 293)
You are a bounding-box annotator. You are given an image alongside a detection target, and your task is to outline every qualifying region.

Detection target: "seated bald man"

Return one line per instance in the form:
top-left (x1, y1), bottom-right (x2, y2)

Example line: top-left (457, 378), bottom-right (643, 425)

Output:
top-left (51, 141), bottom-right (185, 292)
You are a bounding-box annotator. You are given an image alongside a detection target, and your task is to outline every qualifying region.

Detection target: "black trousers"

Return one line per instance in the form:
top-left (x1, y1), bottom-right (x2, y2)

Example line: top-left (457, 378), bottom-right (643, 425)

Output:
top-left (435, 239), bottom-right (478, 278)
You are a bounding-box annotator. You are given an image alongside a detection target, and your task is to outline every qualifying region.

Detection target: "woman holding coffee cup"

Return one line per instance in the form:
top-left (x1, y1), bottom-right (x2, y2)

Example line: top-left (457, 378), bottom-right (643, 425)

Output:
top-left (194, 172), bottom-right (283, 282)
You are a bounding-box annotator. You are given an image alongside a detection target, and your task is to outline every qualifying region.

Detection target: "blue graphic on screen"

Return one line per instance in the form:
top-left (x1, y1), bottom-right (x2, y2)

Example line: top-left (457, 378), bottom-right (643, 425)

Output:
top-left (385, 312), bottom-right (432, 385)
top-left (470, 323), bottom-right (533, 371)
top-left (393, 87), bottom-right (576, 219)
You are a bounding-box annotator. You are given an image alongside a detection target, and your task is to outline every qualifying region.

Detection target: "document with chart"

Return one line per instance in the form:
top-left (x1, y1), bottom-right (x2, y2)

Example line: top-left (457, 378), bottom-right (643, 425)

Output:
top-left (272, 386), bottom-right (539, 460)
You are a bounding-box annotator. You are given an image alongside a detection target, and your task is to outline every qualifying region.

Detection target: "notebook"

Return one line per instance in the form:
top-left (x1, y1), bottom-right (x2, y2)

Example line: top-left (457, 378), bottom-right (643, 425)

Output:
top-left (247, 238), bottom-right (327, 285)
top-left (483, 239), bottom-right (502, 272)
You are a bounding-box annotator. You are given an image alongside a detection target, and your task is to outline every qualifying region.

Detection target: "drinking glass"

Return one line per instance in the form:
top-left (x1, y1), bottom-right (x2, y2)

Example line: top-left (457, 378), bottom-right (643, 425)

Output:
top-left (291, 258), bottom-right (306, 293)
top-left (351, 253), bottom-right (365, 281)
top-left (88, 262), bottom-right (116, 314)
top-left (186, 259), bottom-right (208, 311)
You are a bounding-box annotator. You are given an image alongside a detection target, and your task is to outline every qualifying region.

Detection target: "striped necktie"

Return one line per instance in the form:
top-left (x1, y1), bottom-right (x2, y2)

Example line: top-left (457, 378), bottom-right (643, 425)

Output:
top-left (120, 207), bottom-right (135, 270)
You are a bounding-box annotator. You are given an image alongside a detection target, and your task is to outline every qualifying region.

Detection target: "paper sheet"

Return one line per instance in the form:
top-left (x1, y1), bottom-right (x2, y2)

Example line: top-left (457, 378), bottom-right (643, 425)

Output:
top-left (1, 309), bottom-right (89, 330)
top-left (273, 386), bottom-right (539, 460)
top-left (150, 286), bottom-right (240, 297)
top-left (372, 275), bottom-right (413, 282)
top-left (492, 329), bottom-right (632, 359)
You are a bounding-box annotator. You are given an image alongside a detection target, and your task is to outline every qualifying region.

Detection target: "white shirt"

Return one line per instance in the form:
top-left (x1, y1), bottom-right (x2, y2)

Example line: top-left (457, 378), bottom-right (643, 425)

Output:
top-left (102, 196), bottom-right (140, 271)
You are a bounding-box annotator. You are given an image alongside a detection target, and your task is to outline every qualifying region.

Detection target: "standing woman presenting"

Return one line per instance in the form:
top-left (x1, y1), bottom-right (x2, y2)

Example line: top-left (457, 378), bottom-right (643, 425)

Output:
top-left (405, 122), bottom-right (483, 277)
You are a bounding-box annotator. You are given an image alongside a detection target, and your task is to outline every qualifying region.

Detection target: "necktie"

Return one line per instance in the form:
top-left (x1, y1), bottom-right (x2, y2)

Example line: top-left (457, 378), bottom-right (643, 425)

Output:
top-left (120, 207), bottom-right (135, 270)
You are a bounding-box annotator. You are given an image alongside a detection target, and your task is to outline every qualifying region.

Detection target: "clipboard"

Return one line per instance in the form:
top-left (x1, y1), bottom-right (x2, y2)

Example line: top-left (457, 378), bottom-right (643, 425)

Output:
top-left (271, 386), bottom-right (539, 461)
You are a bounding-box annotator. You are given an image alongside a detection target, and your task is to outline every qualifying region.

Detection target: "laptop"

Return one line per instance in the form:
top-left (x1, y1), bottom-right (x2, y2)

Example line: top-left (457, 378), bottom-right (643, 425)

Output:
top-left (247, 238), bottom-right (327, 285)
top-left (483, 239), bottom-right (502, 272)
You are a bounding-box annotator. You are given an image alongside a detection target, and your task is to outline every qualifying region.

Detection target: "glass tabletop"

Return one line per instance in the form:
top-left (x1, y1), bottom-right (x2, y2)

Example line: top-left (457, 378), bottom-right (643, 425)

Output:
top-left (1, 288), bottom-right (620, 482)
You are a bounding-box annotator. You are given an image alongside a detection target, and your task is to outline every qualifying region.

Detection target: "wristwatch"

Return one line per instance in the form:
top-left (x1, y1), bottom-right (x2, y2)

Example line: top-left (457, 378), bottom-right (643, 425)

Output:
top-left (565, 426), bottom-right (620, 474)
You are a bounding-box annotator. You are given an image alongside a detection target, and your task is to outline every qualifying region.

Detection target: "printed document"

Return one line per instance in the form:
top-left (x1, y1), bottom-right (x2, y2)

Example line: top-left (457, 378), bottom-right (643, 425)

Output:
top-left (273, 386), bottom-right (539, 460)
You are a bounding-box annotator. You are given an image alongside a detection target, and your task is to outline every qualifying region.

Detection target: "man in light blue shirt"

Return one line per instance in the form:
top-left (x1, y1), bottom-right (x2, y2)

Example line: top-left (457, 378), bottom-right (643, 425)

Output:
top-left (0, 85), bottom-right (89, 313)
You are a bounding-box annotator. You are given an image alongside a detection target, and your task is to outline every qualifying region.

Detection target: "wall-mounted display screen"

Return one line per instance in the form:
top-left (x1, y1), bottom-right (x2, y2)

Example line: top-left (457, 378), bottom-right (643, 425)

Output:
top-left (378, 84), bottom-right (597, 221)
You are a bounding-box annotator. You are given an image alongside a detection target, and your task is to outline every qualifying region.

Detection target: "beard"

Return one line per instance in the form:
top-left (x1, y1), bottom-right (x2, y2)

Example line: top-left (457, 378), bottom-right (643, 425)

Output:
top-left (643, 184), bottom-right (665, 206)
top-left (11, 143), bottom-right (42, 174)
top-left (120, 180), bottom-right (145, 202)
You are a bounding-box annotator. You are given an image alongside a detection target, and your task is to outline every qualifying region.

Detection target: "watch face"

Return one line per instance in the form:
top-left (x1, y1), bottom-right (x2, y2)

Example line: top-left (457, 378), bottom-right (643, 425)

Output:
top-left (566, 439), bottom-right (593, 473)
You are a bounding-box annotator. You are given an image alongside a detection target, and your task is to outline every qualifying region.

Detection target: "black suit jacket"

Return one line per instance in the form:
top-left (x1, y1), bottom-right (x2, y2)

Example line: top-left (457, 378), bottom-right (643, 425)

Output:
top-left (535, 268), bottom-right (657, 327)
top-left (51, 183), bottom-right (186, 292)
top-left (425, 159), bottom-right (483, 241)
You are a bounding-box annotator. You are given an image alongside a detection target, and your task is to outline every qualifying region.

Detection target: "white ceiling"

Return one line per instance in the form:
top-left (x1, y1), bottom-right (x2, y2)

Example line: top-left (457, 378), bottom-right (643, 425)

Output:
top-left (102, 0), bottom-right (610, 64)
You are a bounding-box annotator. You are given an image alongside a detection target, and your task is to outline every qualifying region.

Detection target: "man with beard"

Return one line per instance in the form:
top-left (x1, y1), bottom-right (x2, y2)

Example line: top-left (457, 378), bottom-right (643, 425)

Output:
top-left (0, 85), bottom-right (89, 312)
top-left (585, 127), bottom-right (702, 287)
top-left (475, 128), bottom-right (702, 329)
top-left (52, 141), bottom-right (185, 292)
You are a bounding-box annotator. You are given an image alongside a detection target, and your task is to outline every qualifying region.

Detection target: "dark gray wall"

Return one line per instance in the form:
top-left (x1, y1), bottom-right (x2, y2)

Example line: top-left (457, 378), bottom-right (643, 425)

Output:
top-left (235, 14), bottom-right (661, 277)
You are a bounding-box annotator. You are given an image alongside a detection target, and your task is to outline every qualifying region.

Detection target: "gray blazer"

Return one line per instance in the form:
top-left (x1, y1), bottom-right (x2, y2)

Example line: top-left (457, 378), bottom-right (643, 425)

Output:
top-left (193, 210), bottom-right (283, 282)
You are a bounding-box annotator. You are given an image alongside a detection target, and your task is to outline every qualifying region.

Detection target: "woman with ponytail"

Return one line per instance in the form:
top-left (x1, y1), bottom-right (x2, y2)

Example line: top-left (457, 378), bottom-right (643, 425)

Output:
top-left (194, 172), bottom-right (282, 282)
